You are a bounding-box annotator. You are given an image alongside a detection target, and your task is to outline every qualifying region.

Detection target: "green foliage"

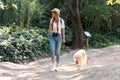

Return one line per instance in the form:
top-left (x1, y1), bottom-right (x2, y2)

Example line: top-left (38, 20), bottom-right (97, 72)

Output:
top-left (0, 0), bottom-right (48, 28)
top-left (89, 32), bottom-right (120, 48)
top-left (0, 0), bottom-right (120, 63)
top-left (0, 26), bottom-right (50, 63)
top-left (80, 0), bottom-right (120, 48)
top-left (81, 0), bottom-right (113, 32)
top-left (65, 26), bottom-right (72, 42)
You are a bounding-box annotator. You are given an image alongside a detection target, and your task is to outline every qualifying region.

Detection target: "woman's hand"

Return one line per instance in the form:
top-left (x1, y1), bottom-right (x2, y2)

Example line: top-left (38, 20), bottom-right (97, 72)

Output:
top-left (62, 38), bottom-right (66, 43)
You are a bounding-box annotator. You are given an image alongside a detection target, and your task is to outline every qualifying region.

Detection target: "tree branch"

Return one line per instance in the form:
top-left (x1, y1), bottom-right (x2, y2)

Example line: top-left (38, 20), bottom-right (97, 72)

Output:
top-left (78, 0), bottom-right (83, 10)
top-left (66, 0), bottom-right (76, 17)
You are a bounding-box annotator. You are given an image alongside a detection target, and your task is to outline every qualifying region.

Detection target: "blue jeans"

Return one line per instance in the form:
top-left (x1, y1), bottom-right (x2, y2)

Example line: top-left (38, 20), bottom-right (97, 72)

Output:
top-left (50, 33), bottom-right (62, 64)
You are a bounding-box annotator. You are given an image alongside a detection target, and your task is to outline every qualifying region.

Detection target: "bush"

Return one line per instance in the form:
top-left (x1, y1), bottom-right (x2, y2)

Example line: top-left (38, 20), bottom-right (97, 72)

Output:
top-left (89, 32), bottom-right (120, 48)
top-left (0, 26), bottom-right (50, 63)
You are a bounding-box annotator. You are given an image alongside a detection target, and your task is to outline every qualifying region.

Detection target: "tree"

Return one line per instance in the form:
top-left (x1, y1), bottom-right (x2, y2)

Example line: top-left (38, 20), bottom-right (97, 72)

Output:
top-left (66, 0), bottom-right (84, 49)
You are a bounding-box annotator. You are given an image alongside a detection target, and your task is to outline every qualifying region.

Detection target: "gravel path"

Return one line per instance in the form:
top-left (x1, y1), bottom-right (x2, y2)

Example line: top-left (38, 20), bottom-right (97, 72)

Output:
top-left (0, 45), bottom-right (120, 80)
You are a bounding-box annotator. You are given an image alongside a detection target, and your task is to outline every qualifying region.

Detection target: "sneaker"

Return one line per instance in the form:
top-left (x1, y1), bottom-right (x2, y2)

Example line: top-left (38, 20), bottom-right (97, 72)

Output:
top-left (55, 66), bottom-right (59, 71)
top-left (51, 63), bottom-right (56, 71)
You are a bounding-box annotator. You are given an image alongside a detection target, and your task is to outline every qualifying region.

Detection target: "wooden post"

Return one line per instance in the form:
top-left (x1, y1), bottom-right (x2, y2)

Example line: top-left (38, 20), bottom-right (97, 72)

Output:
top-left (84, 31), bottom-right (91, 49)
top-left (86, 37), bottom-right (89, 49)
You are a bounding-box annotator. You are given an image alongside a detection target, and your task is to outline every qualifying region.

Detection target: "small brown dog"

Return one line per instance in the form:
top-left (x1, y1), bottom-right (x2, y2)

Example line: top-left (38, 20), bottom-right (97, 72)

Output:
top-left (73, 49), bottom-right (87, 69)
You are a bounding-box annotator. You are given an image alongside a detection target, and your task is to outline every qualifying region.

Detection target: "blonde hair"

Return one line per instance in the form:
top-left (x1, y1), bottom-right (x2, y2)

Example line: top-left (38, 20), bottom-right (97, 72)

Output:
top-left (52, 12), bottom-right (59, 22)
top-left (51, 12), bottom-right (60, 32)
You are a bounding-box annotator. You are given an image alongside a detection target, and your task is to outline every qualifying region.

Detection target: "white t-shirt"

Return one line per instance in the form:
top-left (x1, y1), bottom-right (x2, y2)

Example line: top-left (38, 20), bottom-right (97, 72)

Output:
top-left (50, 17), bottom-right (65, 34)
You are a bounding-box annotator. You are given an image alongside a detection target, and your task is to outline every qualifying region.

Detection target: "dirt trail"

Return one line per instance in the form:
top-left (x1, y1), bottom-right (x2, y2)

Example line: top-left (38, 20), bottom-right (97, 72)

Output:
top-left (0, 45), bottom-right (120, 80)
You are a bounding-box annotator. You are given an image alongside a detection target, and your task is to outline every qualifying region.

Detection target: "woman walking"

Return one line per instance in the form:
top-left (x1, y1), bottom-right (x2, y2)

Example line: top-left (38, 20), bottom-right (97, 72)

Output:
top-left (48, 8), bottom-right (65, 71)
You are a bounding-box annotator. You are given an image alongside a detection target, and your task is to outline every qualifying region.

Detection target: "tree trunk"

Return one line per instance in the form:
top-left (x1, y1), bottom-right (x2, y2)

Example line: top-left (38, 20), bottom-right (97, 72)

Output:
top-left (66, 0), bottom-right (84, 49)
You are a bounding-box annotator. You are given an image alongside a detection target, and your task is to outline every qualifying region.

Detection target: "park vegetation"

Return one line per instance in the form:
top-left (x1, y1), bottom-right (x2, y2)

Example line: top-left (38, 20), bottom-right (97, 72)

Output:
top-left (0, 0), bottom-right (120, 63)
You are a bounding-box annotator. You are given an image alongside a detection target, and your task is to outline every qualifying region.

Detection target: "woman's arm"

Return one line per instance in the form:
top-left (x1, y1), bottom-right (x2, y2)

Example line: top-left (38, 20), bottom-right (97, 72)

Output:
top-left (61, 28), bottom-right (66, 43)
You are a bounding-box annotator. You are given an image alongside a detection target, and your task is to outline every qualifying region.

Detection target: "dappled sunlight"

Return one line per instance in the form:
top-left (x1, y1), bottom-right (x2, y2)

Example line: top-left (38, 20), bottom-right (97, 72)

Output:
top-left (116, 0), bottom-right (120, 4)
top-left (0, 77), bottom-right (12, 80)
top-left (59, 64), bottom-right (77, 71)
top-left (0, 29), bottom-right (2, 35)
top-left (0, 62), bottom-right (33, 70)
top-left (106, 0), bottom-right (113, 5)
top-left (0, 45), bottom-right (120, 80)
top-left (87, 65), bottom-right (104, 69)
top-left (57, 73), bottom-right (84, 80)
top-left (0, 1), bottom-right (4, 10)
top-left (106, 0), bottom-right (120, 5)
top-left (17, 72), bottom-right (36, 78)
top-left (0, 40), bottom-right (10, 46)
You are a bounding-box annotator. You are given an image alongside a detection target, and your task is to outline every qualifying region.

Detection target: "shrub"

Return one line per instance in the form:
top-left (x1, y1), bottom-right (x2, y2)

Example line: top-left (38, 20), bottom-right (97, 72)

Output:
top-left (0, 26), bottom-right (50, 63)
top-left (89, 32), bottom-right (120, 48)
